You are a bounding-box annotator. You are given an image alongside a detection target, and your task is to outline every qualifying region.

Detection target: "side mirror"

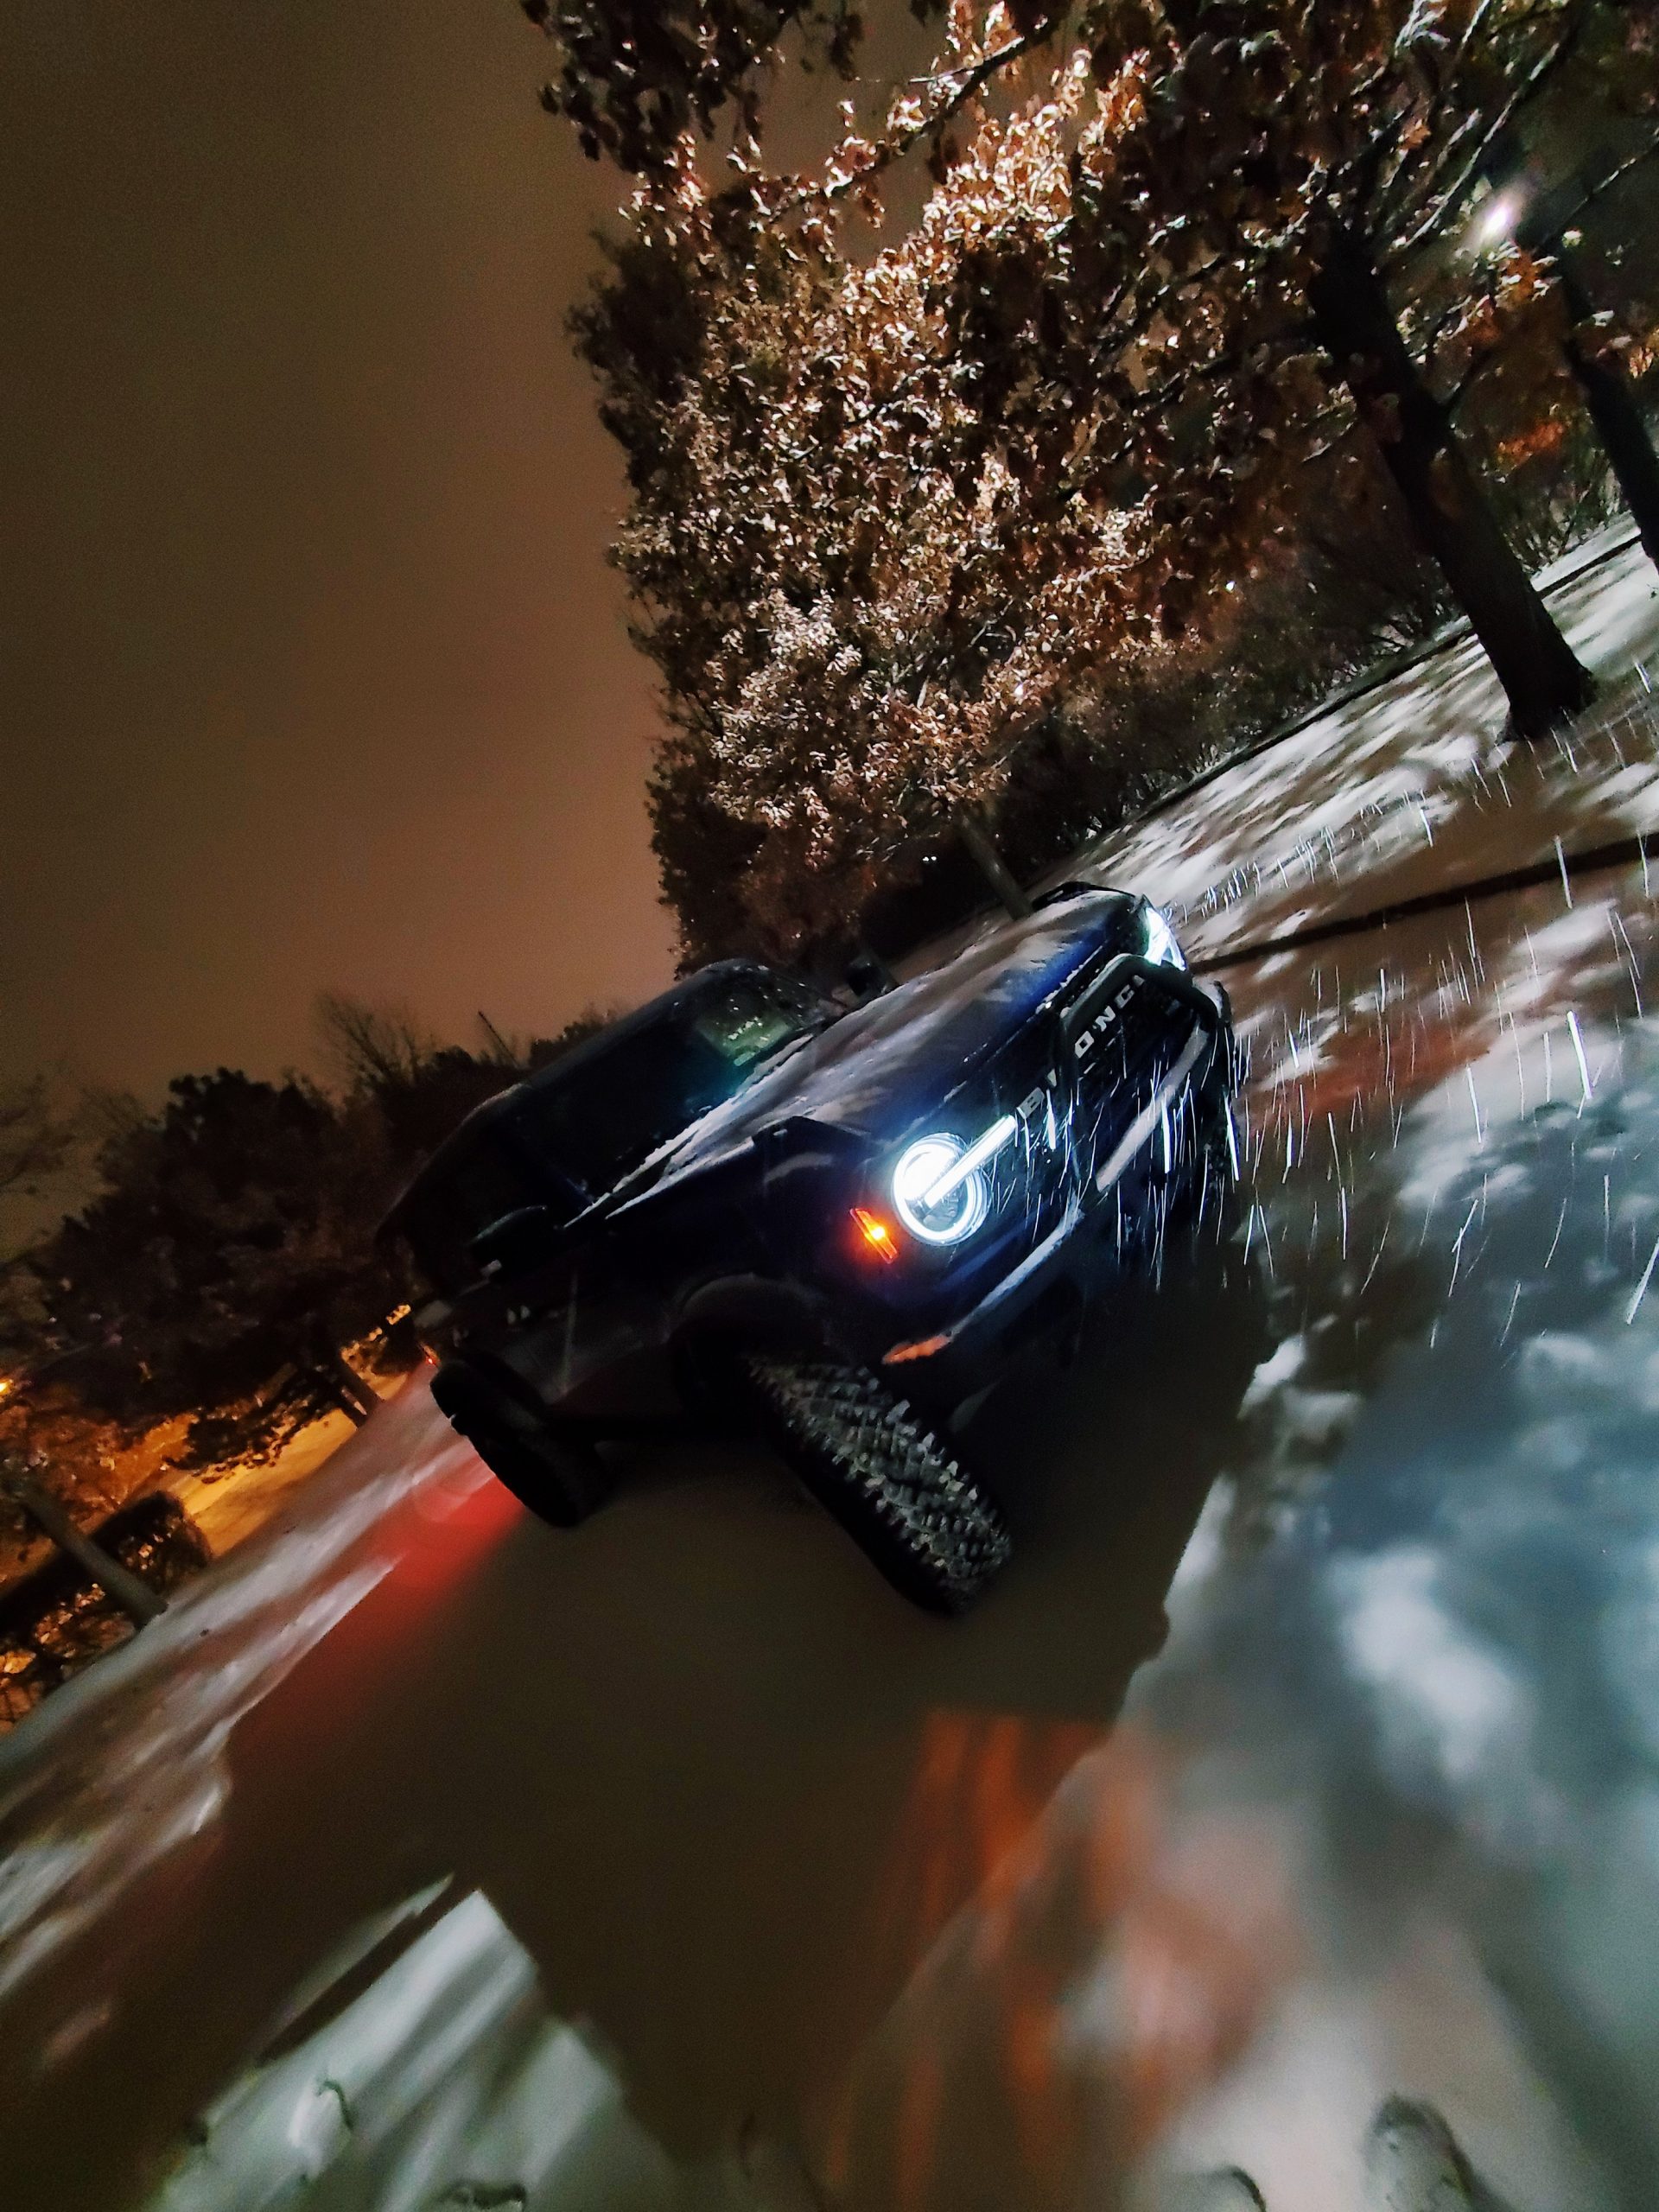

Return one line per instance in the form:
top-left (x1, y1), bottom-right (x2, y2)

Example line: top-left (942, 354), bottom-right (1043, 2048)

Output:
top-left (845, 950), bottom-right (896, 1001)
top-left (468, 1205), bottom-right (553, 1274)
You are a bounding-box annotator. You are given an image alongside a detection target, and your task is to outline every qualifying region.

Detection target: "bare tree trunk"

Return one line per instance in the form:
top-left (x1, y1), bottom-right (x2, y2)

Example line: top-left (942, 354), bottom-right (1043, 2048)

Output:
top-left (323, 1377), bottom-right (372, 1426)
top-left (1310, 226), bottom-right (1594, 738)
top-left (952, 804), bottom-right (1033, 919)
top-left (1, 1471), bottom-right (166, 1627)
top-left (1556, 247), bottom-right (1659, 573)
top-left (308, 1325), bottom-right (377, 1425)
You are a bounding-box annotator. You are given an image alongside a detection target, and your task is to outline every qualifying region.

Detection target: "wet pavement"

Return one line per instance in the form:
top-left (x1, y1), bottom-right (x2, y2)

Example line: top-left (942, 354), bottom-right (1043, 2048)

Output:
top-left (8, 585), bottom-right (1659, 2209)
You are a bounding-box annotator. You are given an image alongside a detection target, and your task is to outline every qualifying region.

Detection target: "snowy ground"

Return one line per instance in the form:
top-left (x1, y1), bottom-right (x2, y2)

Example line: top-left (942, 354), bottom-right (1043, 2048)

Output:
top-left (1060, 527), bottom-right (1659, 963)
top-left (7, 555), bottom-right (1659, 2210)
top-left (164, 1355), bottom-right (407, 1563)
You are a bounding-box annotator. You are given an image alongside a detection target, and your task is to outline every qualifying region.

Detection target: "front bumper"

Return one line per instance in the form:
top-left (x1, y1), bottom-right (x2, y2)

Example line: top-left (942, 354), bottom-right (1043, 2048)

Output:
top-left (876, 976), bottom-right (1234, 1408)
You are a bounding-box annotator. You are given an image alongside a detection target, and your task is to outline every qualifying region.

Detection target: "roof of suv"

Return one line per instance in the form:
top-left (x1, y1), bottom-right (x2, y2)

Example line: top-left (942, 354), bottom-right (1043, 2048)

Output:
top-left (378, 959), bottom-right (817, 1243)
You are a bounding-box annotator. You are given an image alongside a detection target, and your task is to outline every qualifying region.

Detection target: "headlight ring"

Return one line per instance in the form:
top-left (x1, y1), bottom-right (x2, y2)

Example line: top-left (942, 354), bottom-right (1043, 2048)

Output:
top-left (891, 1117), bottom-right (1018, 1246)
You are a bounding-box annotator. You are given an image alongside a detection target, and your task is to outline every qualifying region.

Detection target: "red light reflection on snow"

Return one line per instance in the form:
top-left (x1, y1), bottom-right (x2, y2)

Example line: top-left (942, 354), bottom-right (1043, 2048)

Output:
top-left (221, 1417), bottom-right (518, 1788)
top-left (874, 1711), bottom-right (1102, 1964)
top-left (830, 1719), bottom-right (1299, 2210)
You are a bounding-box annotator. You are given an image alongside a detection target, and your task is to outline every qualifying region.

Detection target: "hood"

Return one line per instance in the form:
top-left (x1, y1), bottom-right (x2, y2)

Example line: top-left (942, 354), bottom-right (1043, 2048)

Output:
top-left (633, 889), bottom-right (1137, 1195)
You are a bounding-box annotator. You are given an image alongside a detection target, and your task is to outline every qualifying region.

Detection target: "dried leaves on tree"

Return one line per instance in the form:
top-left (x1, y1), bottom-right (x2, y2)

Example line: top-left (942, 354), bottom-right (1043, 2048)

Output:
top-left (552, 0), bottom-right (1659, 954)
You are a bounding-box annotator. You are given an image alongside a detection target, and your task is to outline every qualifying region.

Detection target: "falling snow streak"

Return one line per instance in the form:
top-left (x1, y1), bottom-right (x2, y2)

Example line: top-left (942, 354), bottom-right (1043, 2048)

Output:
top-left (1225, 827), bottom-right (1659, 1374)
top-left (1626, 1233), bottom-right (1659, 1325)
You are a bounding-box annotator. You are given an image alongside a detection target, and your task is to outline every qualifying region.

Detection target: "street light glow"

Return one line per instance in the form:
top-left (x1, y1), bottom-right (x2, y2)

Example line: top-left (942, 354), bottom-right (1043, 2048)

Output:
top-left (1473, 190), bottom-right (1521, 251)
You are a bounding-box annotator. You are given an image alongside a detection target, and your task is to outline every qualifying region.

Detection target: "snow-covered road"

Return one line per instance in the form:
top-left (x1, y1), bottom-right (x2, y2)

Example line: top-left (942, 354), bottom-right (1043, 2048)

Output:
top-left (8, 554), bottom-right (1659, 2211)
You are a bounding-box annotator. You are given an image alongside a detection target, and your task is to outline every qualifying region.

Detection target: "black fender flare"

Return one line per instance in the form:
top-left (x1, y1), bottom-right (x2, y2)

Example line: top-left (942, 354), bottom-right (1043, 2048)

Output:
top-left (668, 1273), bottom-right (837, 1404)
top-left (437, 1342), bottom-right (549, 1416)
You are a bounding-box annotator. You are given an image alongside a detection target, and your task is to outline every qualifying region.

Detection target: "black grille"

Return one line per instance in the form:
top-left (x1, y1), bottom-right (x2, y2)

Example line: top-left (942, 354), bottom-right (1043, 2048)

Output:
top-left (1062, 963), bottom-right (1198, 1168)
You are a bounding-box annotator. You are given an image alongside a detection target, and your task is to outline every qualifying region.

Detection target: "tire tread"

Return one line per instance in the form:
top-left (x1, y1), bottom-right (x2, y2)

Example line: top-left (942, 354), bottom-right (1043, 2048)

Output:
top-left (739, 1352), bottom-right (1011, 1611)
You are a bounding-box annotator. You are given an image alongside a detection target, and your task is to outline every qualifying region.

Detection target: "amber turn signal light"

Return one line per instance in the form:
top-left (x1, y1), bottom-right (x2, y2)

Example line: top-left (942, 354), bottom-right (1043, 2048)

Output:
top-left (850, 1205), bottom-right (900, 1263)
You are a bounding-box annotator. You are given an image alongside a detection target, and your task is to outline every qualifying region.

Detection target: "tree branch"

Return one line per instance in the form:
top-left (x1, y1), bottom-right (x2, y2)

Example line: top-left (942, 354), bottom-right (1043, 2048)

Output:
top-left (1384, 0), bottom-right (1597, 264)
top-left (1552, 121), bottom-right (1659, 231)
top-left (780, 16), bottom-right (1063, 216)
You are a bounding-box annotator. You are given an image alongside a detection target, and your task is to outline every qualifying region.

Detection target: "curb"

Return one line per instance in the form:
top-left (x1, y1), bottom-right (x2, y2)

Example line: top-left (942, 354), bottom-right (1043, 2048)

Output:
top-left (1193, 828), bottom-right (1655, 972)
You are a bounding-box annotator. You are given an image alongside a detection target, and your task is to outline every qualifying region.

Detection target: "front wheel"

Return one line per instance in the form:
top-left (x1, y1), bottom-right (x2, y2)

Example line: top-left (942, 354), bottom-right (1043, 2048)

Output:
top-left (735, 1351), bottom-right (1012, 1613)
top-left (430, 1355), bottom-right (610, 1529)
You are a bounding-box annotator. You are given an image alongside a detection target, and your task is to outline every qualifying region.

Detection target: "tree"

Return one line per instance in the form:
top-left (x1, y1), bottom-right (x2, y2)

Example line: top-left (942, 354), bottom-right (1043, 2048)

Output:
top-left (0, 995), bottom-right (622, 1528)
top-left (1385, 124), bottom-right (1659, 569)
top-left (5, 995), bottom-right (618, 1474)
top-left (1513, 137), bottom-right (1659, 565)
top-left (0, 1077), bottom-right (81, 1209)
top-left (315, 991), bottom-right (608, 1153)
top-left (21, 1071), bottom-right (398, 1466)
top-left (524, 0), bottom-right (868, 169)
top-left (855, 0), bottom-right (1635, 708)
top-left (314, 992), bottom-right (518, 1165)
top-left (1554, 235), bottom-right (1659, 558)
top-left (571, 101), bottom-right (1168, 950)
top-left (541, 0), bottom-right (1659, 954)
top-left (0, 1366), bottom-right (181, 1589)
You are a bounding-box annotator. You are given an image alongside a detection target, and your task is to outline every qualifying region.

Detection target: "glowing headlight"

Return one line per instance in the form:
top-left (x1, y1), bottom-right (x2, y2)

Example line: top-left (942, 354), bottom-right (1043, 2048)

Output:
top-left (893, 1135), bottom-right (989, 1245)
top-left (892, 1114), bottom-right (1017, 1245)
top-left (1144, 905), bottom-right (1186, 969)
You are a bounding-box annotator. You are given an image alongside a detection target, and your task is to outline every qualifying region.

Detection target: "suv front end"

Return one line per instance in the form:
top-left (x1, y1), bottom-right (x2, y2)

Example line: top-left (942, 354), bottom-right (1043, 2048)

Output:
top-left (816, 915), bottom-right (1235, 1407)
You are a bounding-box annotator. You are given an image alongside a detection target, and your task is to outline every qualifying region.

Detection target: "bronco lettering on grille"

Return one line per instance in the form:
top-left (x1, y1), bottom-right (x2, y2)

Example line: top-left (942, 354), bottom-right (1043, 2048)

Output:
top-left (1071, 974), bottom-right (1142, 1060)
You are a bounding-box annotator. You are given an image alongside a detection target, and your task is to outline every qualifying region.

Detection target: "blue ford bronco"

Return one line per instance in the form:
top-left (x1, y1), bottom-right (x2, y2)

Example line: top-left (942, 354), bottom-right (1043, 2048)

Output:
top-left (381, 885), bottom-right (1236, 1611)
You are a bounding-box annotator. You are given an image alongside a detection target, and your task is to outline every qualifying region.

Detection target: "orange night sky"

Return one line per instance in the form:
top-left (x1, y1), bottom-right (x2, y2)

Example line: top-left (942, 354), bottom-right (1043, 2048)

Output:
top-left (3, 0), bottom-right (680, 1098)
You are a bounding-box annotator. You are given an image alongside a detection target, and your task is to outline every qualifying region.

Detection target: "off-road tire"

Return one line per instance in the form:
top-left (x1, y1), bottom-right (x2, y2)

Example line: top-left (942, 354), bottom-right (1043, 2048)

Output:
top-left (736, 1351), bottom-right (1012, 1613)
top-left (430, 1355), bottom-right (610, 1529)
